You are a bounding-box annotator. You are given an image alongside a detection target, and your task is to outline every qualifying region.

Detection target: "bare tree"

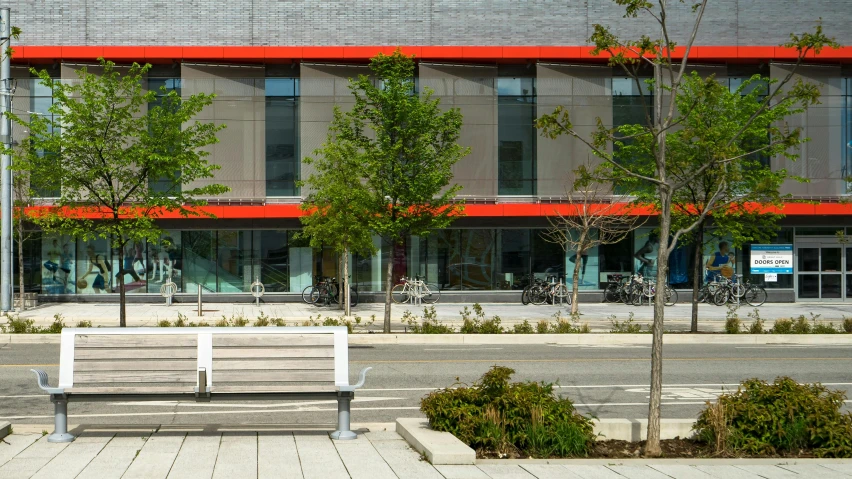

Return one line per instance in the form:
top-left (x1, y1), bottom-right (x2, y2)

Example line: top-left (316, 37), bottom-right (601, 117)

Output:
top-left (12, 171), bottom-right (38, 311)
top-left (542, 166), bottom-right (643, 314)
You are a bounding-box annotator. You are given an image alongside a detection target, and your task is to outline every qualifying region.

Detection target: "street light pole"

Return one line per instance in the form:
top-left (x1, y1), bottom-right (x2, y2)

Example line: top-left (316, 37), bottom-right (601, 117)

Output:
top-left (0, 8), bottom-right (11, 312)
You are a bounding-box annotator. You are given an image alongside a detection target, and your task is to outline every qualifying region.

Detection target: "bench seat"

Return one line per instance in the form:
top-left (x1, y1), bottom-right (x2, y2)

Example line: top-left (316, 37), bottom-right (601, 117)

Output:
top-left (33, 326), bottom-right (370, 443)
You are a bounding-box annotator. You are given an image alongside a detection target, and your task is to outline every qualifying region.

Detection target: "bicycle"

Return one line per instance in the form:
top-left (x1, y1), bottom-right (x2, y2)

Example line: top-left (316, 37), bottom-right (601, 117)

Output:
top-left (529, 275), bottom-right (570, 306)
top-left (522, 276), bottom-right (548, 305)
top-left (713, 274), bottom-right (766, 307)
top-left (602, 274), bottom-right (625, 303)
top-left (391, 276), bottom-right (441, 304)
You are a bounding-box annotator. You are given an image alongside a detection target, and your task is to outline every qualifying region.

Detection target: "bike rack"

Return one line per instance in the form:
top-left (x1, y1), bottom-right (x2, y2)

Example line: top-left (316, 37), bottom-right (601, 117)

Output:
top-left (160, 275), bottom-right (177, 306)
top-left (251, 276), bottom-right (265, 307)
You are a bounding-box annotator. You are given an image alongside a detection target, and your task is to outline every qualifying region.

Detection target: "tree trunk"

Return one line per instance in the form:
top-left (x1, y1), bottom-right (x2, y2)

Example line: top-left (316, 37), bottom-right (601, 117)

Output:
top-left (16, 214), bottom-right (24, 312)
top-left (646, 197), bottom-right (670, 458)
top-left (383, 244), bottom-right (394, 333)
top-left (691, 225), bottom-right (704, 333)
top-left (118, 268), bottom-right (126, 327)
top-left (338, 253), bottom-right (344, 311)
top-left (343, 244), bottom-right (350, 317)
top-left (571, 236), bottom-right (586, 315)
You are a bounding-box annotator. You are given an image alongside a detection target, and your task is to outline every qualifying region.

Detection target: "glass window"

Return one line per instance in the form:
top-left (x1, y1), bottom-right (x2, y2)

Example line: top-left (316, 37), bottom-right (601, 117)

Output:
top-left (266, 78), bottom-right (300, 196)
top-left (434, 230), bottom-right (462, 291)
top-left (741, 228), bottom-right (793, 289)
top-left (842, 78), bottom-right (851, 193)
top-left (217, 230), bottom-right (253, 292)
top-left (599, 232), bottom-right (634, 287)
top-left (633, 228), bottom-right (660, 279)
top-left (495, 229), bottom-right (531, 290)
top-left (149, 231), bottom-right (182, 292)
top-left (148, 77), bottom-right (183, 195)
top-left (532, 230), bottom-right (564, 281)
top-left (258, 230), bottom-right (289, 292)
top-left (76, 237), bottom-right (114, 294)
top-left (30, 77), bottom-right (61, 198)
top-left (459, 229), bottom-right (496, 290)
top-left (116, 240), bottom-right (148, 294)
top-left (41, 235), bottom-right (75, 294)
top-left (498, 66), bottom-right (536, 195)
top-left (182, 230), bottom-right (215, 293)
top-left (13, 230), bottom-right (42, 294)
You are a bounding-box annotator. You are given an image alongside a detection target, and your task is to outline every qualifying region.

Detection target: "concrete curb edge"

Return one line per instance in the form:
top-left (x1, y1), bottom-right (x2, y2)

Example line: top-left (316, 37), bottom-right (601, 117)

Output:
top-left (395, 418), bottom-right (476, 465)
top-left (0, 421), bottom-right (10, 440)
top-left (4, 332), bottom-right (852, 345)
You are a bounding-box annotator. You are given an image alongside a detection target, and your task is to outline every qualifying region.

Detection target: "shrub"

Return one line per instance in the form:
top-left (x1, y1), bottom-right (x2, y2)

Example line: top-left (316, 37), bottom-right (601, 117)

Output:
top-left (173, 313), bottom-right (188, 328)
top-left (535, 320), bottom-right (550, 334)
top-left (254, 312), bottom-right (270, 327)
top-left (272, 317), bottom-right (287, 327)
top-left (512, 320), bottom-right (534, 334)
top-left (405, 307), bottom-right (454, 334)
top-left (420, 366), bottom-right (595, 458)
top-left (747, 319), bottom-right (765, 334)
top-left (1, 315), bottom-right (36, 334)
top-left (215, 317), bottom-right (230, 327)
top-left (791, 315), bottom-right (811, 334)
top-left (231, 314), bottom-right (250, 327)
top-left (45, 315), bottom-right (66, 334)
top-left (695, 377), bottom-right (852, 457)
top-left (459, 304), bottom-right (505, 334)
top-left (725, 306), bottom-right (741, 334)
top-left (813, 322), bottom-right (838, 334)
top-left (770, 319), bottom-right (793, 334)
top-left (157, 319), bottom-right (172, 328)
top-left (609, 313), bottom-right (643, 333)
top-left (534, 311), bottom-right (590, 334)
top-left (75, 320), bottom-right (93, 328)
top-left (843, 316), bottom-right (852, 333)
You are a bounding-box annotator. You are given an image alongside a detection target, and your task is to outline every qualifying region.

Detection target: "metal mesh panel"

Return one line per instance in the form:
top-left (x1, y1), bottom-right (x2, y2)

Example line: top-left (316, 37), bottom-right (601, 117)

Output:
top-left (771, 63), bottom-right (843, 196)
top-left (182, 64), bottom-right (265, 199)
top-left (536, 64), bottom-right (613, 196)
top-left (299, 63), bottom-right (370, 198)
top-left (420, 63), bottom-right (497, 197)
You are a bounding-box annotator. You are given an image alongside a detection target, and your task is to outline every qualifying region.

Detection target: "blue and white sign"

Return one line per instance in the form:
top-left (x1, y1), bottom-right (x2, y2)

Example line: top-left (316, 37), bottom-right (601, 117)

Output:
top-left (750, 244), bottom-right (793, 274)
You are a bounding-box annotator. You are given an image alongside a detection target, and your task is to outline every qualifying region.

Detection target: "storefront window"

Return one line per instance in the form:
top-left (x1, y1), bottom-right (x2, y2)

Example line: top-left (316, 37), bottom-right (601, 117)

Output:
top-left (116, 239), bottom-right (148, 294)
top-left (495, 229), bottom-right (531, 290)
top-left (599, 233), bottom-right (634, 288)
top-left (148, 231), bottom-right (182, 292)
top-left (459, 229), bottom-right (496, 290)
top-left (218, 230), bottom-right (253, 292)
top-left (257, 230), bottom-right (289, 292)
top-left (182, 230), bottom-right (215, 293)
top-left (41, 235), bottom-right (75, 294)
top-left (76, 237), bottom-right (114, 294)
top-left (532, 231), bottom-right (564, 281)
top-left (741, 227), bottom-right (793, 289)
top-left (266, 77), bottom-right (300, 196)
top-left (148, 77), bottom-right (182, 195)
top-left (498, 66), bottom-right (536, 195)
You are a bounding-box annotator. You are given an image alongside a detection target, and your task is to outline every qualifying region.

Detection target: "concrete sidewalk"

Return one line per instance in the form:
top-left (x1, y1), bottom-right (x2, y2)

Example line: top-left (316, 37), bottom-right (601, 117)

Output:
top-left (7, 301), bottom-right (852, 332)
top-left (3, 425), bottom-right (852, 479)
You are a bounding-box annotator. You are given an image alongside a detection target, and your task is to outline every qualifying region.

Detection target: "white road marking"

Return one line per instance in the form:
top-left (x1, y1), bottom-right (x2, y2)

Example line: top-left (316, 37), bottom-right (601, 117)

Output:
top-left (0, 394), bottom-right (44, 398)
top-left (423, 348), bottom-right (504, 351)
top-left (0, 406), bottom-right (422, 420)
top-left (110, 397), bottom-right (402, 408)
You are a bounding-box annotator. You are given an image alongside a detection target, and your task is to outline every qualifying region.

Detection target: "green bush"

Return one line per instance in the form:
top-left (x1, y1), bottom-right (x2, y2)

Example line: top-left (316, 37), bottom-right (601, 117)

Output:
top-left (173, 313), bottom-right (188, 327)
top-left (459, 304), bottom-right (505, 334)
top-left (609, 313), bottom-right (643, 333)
top-left (254, 312), bottom-right (270, 327)
top-left (76, 320), bottom-right (93, 328)
top-left (843, 316), bottom-right (852, 333)
top-left (792, 315), bottom-right (811, 334)
top-left (725, 306), bottom-right (741, 334)
top-left (157, 319), bottom-right (172, 327)
top-left (695, 377), bottom-right (852, 457)
top-left (770, 319), bottom-right (793, 334)
top-left (812, 322), bottom-right (838, 334)
top-left (747, 319), bottom-right (765, 334)
top-left (420, 366), bottom-right (594, 458)
top-left (512, 320), bottom-right (534, 334)
top-left (405, 308), bottom-right (455, 334)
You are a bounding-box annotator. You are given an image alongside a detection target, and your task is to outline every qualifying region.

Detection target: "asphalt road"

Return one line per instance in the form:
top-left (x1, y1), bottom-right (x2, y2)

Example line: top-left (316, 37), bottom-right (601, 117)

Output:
top-left (1, 343), bottom-right (851, 427)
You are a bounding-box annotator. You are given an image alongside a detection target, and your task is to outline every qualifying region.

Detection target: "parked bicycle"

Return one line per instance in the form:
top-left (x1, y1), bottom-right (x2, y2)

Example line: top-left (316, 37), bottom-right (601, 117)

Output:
top-left (712, 274), bottom-right (766, 307)
top-left (302, 276), bottom-right (359, 307)
top-left (391, 276), bottom-right (441, 304)
top-left (527, 275), bottom-right (571, 306)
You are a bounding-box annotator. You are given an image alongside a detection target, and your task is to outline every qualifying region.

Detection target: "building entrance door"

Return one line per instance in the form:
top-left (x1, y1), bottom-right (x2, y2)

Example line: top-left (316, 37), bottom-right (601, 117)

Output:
top-left (796, 241), bottom-right (845, 301)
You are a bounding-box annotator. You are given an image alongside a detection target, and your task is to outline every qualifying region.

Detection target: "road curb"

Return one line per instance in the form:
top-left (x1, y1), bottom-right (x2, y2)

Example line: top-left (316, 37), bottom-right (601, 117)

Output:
top-left (3, 332), bottom-right (852, 345)
top-left (0, 421), bottom-right (10, 439)
top-left (477, 458), bottom-right (852, 465)
top-left (396, 418), bottom-right (476, 465)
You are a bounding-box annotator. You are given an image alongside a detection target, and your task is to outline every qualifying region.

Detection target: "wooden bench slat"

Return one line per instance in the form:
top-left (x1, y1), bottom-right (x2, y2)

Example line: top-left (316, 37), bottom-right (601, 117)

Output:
top-left (75, 348), bottom-right (198, 360)
top-left (212, 359), bottom-right (334, 371)
top-left (211, 385), bottom-right (338, 393)
top-left (212, 335), bottom-right (334, 347)
top-left (75, 335), bottom-right (197, 348)
top-left (66, 386), bottom-right (195, 394)
top-left (75, 360), bottom-right (197, 372)
top-left (214, 370), bottom-right (335, 383)
top-left (213, 348), bottom-right (334, 359)
top-left (74, 372), bottom-right (196, 383)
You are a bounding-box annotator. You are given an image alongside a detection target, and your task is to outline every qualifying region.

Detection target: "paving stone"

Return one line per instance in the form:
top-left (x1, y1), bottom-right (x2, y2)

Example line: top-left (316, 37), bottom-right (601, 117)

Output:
top-left (334, 436), bottom-right (398, 479)
top-left (168, 433), bottom-right (221, 479)
top-left (520, 464), bottom-right (585, 479)
top-left (608, 464), bottom-right (673, 479)
top-left (564, 465), bottom-right (625, 479)
top-left (122, 431), bottom-right (186, 479)
top-left (777, 464), bottom-right (852, 478)
top-left (0, 434), bottom-right (41, 468)
top-left (77, 433), bottom-right (149, 479)
top-left (477, 464), bottom-right (537, 478)
top-left (258, 432), bottom-right (303, 479)
top-left (821, 464), bottom-right (852, 476)
top-left (30, 432), bottom-right (113, 479)
top-left (294, 432), bottom-right (349, 479)
top-left (370, 434), bottom-right (444, 479)
top-left (212, 432), bottom-right (257, 479)
top-left (0, 436), bottom-right (70, 479)
top-left (435, 465), bottom-right (491, 479)
top-left (695, 465), bottom-right (764, 478)
top-left (732, 465), bottom-right (802, 478)
top-left (649, 465), bottom-right (714, 479)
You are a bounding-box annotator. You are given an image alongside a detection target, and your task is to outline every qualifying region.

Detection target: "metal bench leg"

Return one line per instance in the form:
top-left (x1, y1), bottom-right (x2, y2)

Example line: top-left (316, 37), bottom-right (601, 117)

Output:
top-left (47, 397), bottom-right (74, 443)
top-left (331, 394), bottom-right (356, 440)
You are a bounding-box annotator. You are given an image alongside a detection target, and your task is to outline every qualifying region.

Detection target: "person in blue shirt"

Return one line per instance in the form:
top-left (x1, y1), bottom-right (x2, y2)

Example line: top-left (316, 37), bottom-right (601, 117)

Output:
top-left (706, 241), bottom-right (735, 282)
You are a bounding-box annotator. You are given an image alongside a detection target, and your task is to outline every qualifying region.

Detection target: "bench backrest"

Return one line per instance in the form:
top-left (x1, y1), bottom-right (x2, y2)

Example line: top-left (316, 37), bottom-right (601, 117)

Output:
top-left (57, 327), bottom-right (350, 391)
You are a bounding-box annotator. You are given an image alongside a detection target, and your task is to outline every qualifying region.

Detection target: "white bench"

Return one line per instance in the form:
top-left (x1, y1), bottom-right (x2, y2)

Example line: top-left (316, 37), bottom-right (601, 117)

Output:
top-left (31, 326), bottom-right (371, 443)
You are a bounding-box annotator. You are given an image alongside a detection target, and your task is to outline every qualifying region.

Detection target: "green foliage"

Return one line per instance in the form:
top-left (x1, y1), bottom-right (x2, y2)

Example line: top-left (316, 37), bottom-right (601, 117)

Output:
top-left (1, 314), bottom-right (66, 334)
top-left (45, 315), bottom-right (66, 334)
top-left (7, 59), bottom-right (227, 326)
top-left (76, 320), bottom-right (93, 328)
top-left (512, 320), bottom-right (535, 334)
top-left (305, 314), bottom-right (375, 334)
top-left (254, 312), bottom-right (270, 327)
top-left (843, 316), bottom-right (852, 333)
top-left (173, 313), bottom-right (188, 328)
top-left (404, 307), bottom-right (454, 334)
top-left (770, 319), bottom-right (793, 334)
top-left (537, 311), bottom-right (591, 334)
top-left (420, 366), bottom-right (595, 457)
top-left (725, 306), bottom-right (741, 334)
top-left (695, 377), bottom-right (852, 457)
top-left (215, 318), bottom-right (230, 327)
top-left (157, 319), bottom-right (172, 328)
top-left (459, 304), bottom-right (504, 334)
top-left (792, 315), bottom-right (811, 334)
top-left (609, 312), bottom-right (644, 333)
top-left (813, 322), bottom-right (839, 334)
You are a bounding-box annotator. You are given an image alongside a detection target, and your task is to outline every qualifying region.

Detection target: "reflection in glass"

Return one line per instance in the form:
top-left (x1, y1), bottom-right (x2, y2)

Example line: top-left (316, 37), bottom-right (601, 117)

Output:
top-left (266, 78), bottom-right (300, 196)
top-left (496, 229), bottom-right (531, 290)
top-left (459, 230), bottom-right (495, 290)
top-left (258, 230), bottom-right (289, 292)
top-left (822, 274), bottom-right (842, 299)
top-left (798, 248), bottom-right (819, 272)
top-left (148, 78), bottom-right (183, 195)
top-left (76, 237), bottom-right (113, 294)
top-left (798, 274), bottom-right (820, 298)
top-left (149, 231), bottom-right (182, 291)
top-left (42, 235), bottom-right (75, 294)
top-left (182, 231), bottom-right (216, 293)
top-left (532, 232), bottom-right (564, 281)
top-left (116, 240), bottom-right (148, 294)
top-left (218, 231), bottom-right (252, 292)
top-left (821, 248), bottom-right (841, 272)
top-left (498, 73), bottom-right (536, 195)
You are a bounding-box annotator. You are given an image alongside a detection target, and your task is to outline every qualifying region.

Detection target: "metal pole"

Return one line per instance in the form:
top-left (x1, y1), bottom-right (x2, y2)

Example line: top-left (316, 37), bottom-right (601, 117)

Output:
top-left (0, 8), bottom-right (11, 312)
top-left (197, 284), bottom-right (202, 317)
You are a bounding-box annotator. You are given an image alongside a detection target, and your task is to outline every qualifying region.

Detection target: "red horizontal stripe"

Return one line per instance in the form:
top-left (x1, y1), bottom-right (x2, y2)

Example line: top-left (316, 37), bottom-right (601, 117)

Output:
top-left (12, 46), bottom-right (852, 62)
top-left (22, 202), bottom-right (852, 219)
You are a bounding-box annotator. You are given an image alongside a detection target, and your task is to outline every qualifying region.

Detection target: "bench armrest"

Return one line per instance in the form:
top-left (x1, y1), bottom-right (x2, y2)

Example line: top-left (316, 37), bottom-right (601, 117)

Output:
top-left (339, 367), bottom-right (372, 392)
top-left (31, 369), bottom-right (65, 395)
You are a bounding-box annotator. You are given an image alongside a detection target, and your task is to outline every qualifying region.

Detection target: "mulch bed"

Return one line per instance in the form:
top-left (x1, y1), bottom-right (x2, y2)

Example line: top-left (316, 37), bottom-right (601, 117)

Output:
top-left (479, 439), bottom-right (821, 459)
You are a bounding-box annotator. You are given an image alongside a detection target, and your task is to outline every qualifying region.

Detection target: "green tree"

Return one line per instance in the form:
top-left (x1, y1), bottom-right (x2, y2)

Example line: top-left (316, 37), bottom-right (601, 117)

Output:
top-left (8, 59), bottom-right (227, 326)
top-left (340, 50), bottom-right (468, 333)
top-left (299, 107), bottom-right (377, 316)
top-left (536, 0), bottom-right (838, 456)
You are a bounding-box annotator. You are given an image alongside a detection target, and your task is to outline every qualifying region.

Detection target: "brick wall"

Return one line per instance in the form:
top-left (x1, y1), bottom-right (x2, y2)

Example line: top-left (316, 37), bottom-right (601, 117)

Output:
top-left (8, 0), bottom-right (850, 47)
